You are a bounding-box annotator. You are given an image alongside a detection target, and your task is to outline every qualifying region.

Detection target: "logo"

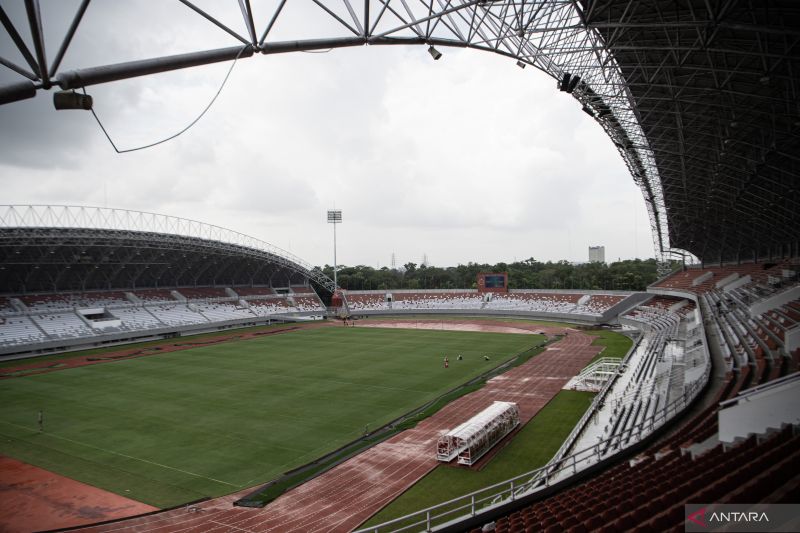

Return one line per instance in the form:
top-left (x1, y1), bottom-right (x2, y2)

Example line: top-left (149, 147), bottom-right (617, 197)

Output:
top-left (687, 507), bottom-right (707, 528)
top-left (686, 504), bottom-right (786, 532)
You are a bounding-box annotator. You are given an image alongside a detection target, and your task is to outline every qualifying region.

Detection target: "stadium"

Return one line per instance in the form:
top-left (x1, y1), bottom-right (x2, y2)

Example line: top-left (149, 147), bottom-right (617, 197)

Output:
top-left (1, 2), bottom-right (799, 533)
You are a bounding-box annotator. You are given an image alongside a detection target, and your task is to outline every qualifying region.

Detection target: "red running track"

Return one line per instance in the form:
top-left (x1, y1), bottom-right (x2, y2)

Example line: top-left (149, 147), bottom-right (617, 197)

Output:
top-left (77, 329), bottom-right (601, 533)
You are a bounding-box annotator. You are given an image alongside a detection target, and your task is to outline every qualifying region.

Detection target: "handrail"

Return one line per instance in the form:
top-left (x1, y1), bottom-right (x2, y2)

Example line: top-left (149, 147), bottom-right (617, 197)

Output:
top-left (719, 371), bottom-right (800, 408)
top-left (544, 337), bottom-right (639, 472)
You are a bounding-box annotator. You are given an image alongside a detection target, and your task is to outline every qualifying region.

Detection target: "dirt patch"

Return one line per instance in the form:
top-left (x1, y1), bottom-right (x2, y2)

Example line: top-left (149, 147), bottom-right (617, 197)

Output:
top-left (358, 318), bottom-right (569, 337)
top-left (0, 323), bottom-right (330, 380)
top-left (0, 456), bottom-right (157, 533)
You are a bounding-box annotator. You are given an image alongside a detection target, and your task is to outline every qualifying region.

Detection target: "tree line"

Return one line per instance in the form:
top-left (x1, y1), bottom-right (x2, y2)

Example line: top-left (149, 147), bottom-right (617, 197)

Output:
top-left (314, 258), bottom-right (665, 294)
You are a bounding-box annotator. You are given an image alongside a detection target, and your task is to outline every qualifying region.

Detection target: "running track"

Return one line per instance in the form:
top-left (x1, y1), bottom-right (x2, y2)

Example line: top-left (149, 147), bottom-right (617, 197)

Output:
top-left (77, 330), bottom-right (601, 533)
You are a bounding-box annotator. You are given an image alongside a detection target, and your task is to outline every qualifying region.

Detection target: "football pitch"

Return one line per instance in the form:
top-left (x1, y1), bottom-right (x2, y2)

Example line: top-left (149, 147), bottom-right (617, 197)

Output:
top-left (0, 326), bottom-right (541, 508)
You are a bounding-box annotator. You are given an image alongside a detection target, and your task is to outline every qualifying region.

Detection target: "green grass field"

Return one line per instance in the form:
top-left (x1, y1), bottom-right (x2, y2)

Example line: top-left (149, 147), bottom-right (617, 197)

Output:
top-left (0, 326), bottom-right (540, 508)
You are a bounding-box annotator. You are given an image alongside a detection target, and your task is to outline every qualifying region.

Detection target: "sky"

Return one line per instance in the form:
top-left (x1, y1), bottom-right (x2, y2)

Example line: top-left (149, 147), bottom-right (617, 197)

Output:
top-left (0, 1), bottom-right (654, 269)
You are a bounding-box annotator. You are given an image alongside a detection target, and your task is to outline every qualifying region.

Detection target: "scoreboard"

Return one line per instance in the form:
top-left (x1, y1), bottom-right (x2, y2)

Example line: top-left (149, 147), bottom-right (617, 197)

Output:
top-left (477, 272), bottom-right (508, 293)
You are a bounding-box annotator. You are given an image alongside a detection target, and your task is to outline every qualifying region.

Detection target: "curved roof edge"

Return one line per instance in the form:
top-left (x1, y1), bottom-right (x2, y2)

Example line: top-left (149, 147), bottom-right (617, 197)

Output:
top-left (0, 205), bottom-right (337, 293)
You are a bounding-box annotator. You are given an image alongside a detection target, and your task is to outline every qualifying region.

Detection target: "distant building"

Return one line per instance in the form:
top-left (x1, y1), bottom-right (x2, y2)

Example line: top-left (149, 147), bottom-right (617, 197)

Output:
top-left (589, 245), bottom-right (605, 263)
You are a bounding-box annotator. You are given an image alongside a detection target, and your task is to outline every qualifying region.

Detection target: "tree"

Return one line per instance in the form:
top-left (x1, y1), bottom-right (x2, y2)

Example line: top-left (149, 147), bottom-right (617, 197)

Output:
top-left (316, 257), bottom-right (659, 292)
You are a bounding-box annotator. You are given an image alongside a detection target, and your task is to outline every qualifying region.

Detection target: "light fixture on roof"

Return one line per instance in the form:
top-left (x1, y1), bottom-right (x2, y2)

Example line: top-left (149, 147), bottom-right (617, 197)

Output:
top-left (558, 72), bottom-right (581, 93)
top-left (53, 90), bottom-right (93, 110)
top-left (516, 60), bottom-right (526, 69)
top-left (427, 45), bottom-right (442, 60)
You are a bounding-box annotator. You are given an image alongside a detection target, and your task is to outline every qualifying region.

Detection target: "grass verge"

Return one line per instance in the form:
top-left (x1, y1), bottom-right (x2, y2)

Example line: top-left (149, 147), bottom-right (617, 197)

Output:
top-left (584, 329), bottom-right (633, 365)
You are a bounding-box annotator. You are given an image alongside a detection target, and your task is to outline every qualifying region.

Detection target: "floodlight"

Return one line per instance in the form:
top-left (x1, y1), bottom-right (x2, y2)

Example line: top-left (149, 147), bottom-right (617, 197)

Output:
top-left (567, 75), bottom-right (581, 93)
top-left (559, 72), bottom-right (571, 91)
top-left (53, 90), bottom-right (93, 110)
top-left (327, 209), bottom-right (342, 288)
top-left (516, 60), bottom-right (526, 69)
top-left (427, 45), bottom-right (442, 60)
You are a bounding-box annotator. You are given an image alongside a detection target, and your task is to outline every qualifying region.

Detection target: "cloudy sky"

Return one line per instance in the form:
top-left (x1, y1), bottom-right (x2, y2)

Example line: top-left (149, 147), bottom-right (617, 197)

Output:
top-left (0, 1), bottom-right (653, 268)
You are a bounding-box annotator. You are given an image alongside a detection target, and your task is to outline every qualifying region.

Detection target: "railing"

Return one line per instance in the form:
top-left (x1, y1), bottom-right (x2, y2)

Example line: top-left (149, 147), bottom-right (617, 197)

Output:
top-left (545, 341), bottom-right (638, 473)
top-left (0, 293), bottom-right (307, 317)
top-left (719, 370), bottom-right (800, 409)
top-left (357, 339), bottom-right (710, 533)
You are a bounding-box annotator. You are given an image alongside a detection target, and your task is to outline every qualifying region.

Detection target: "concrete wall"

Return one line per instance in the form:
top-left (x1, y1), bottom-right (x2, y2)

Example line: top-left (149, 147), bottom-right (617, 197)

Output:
top-left (718, 375), bottom-right (800, 443)
top-left (749, 285), bottom-right (800, 318)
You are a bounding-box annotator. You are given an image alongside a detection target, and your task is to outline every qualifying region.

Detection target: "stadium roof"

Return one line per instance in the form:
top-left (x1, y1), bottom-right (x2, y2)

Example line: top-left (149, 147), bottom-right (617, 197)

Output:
top-left (586, 0), bottom-right (800, 263)
top-left (0, 205), bottom-right (336, 294)
top-left (1, 1), bottom-right (797, 264)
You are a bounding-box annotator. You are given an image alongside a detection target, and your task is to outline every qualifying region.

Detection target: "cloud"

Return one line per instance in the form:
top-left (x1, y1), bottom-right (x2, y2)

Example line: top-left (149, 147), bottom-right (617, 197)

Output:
top-left (0, 4), bottom-right (654, 269)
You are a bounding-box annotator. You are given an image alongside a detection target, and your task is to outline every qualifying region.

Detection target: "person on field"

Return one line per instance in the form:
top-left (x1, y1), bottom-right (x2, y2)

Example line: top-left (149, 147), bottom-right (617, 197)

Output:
top-left (457, 354), bottom-right (463, 361)
top-left (37, 410), bottom-right (43, 432)
top-left (444, 356), bottom-right (449, 368)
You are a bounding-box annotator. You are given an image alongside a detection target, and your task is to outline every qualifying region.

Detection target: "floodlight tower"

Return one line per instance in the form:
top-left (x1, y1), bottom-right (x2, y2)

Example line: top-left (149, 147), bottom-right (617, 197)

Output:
top-left (327, 209), bottom-right (342, 288)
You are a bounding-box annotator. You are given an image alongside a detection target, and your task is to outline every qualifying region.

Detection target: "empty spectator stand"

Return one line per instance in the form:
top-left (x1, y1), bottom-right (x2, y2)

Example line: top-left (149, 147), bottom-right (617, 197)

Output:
top-left (467, 425), bottom-right (798, 533)
top-left (146, 304), bottom-right (208, 326)
top-left (488, 291), bottom-right (582, 313)
top-left (332, 288), bottom-right (643, 326)
top-left (107, 305), bottom-right (162, 330)
top-left (292, 295), bottom-right (325, 312)
top-left (231, 286), bottom-right (275, 297)
top-left (653, 260), bottom-right (796, 294)
top-left (175, 287), bottom-right (229, 300)
top-left (0, 315), bottom-right (48, 346)
top-left (29, 312), bottom-right (96, 339)
top-left (76, 291), bottom-right (131, 307)
top-left (0, 284), bottom-right (327, 356)
top-left (580, 294), bottom-right (627, 314)
top-left (392, 290), bottom-right (485, 310)
top-left (247, 296), bottom-right (291, 316)
top-left (131, 289), bottom-right (177, 302)
top-left (290, 285), bottom-right (314, 293)
top-left (18, 293), bottom-right (72, 312)
top-left (195, 302), bottom-right (255, 321)
top-left (345, 291), bottom-right (389, 311)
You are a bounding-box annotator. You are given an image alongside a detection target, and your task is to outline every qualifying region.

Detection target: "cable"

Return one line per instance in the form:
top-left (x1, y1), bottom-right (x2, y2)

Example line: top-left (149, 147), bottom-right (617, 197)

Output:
top-left (88, 45), bottom-right (248, 154)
